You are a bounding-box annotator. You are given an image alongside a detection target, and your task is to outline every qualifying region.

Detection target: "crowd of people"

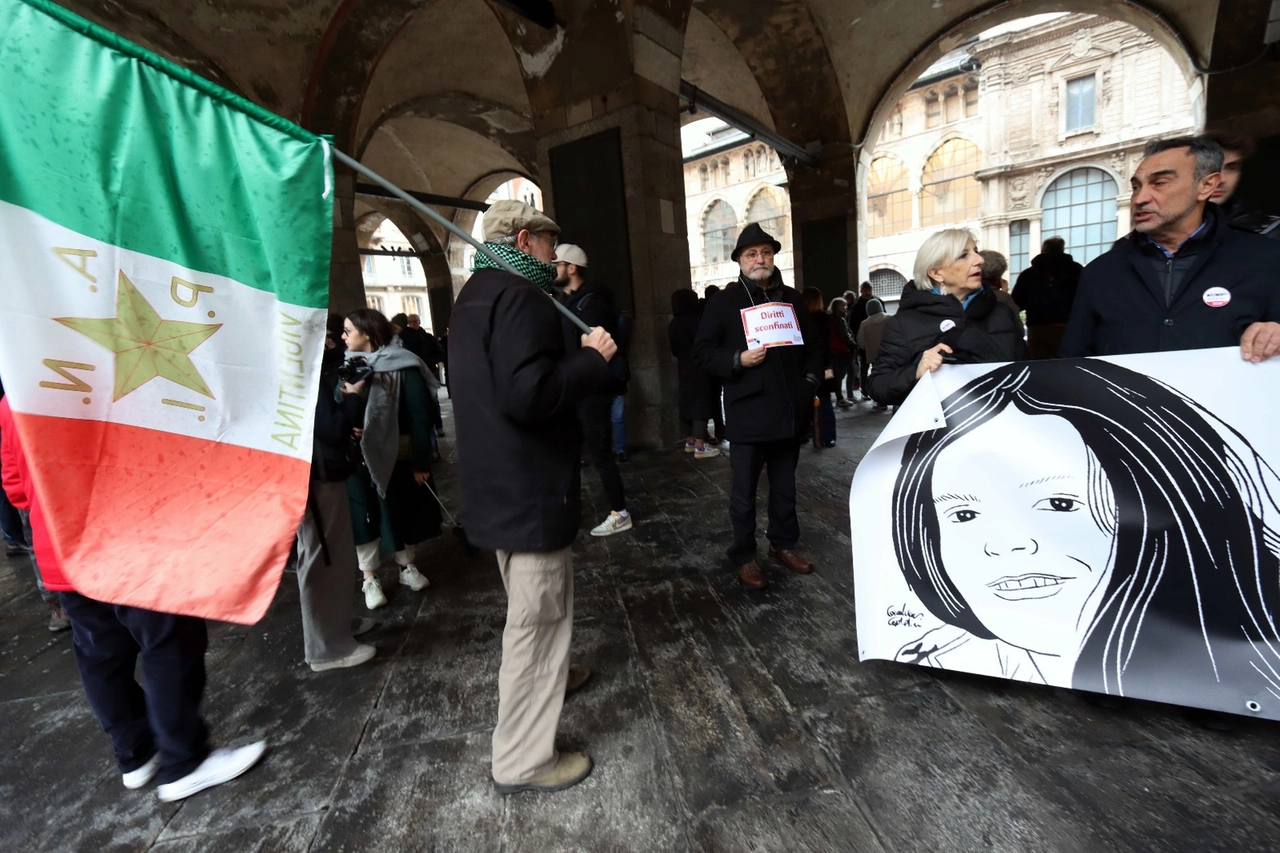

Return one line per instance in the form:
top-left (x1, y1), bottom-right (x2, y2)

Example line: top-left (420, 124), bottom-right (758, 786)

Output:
top-left (2, 134), bottom-right (1279, 804)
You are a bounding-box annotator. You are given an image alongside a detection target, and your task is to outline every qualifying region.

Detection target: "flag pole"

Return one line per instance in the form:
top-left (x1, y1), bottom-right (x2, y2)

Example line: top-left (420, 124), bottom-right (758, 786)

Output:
top-left (330, 148), bottom-right (592, 335)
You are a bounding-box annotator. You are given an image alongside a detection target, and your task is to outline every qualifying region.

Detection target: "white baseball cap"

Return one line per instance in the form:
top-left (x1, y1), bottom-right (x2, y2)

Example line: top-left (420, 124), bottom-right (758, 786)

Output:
top-left (554, 244), bottom-right (589, 268)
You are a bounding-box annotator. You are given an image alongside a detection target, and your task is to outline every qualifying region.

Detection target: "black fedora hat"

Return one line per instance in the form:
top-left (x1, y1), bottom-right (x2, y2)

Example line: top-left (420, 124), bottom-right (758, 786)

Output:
top-left (730, 222), bottom-right (782, 262)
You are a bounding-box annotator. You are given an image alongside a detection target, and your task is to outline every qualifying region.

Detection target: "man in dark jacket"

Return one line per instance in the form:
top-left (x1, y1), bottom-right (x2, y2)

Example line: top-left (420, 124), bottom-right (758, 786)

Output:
top-left (554, 243), bottom-right (631, 537)
top-left (1209, 135), bottom-right (1280, 240)
top-left (693, 223), bottom-right (823, 590)
top-left (1061, 136), bottom-right (1280, 362)
top-left (449, 200), bottom-right (617, 795)
top-left (1011, 237), bottom-right (1082, 359)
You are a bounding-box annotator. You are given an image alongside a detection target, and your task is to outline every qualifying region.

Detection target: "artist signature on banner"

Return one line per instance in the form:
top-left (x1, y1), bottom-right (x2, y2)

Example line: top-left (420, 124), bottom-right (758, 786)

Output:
top-left (886, 603), bottom-right (923, 628)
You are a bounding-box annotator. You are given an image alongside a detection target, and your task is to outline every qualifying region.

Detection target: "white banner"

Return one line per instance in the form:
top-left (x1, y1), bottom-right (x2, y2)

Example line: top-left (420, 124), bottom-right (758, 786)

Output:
top-left (740, 302), bottom-right (804, 349)
top-left (852, 349), bottom-right (1280, 720)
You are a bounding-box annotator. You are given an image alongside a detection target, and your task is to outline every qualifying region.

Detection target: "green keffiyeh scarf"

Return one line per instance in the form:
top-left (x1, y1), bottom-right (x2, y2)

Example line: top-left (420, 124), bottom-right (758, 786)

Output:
top-left (472, 241), bottom-right (559, 293)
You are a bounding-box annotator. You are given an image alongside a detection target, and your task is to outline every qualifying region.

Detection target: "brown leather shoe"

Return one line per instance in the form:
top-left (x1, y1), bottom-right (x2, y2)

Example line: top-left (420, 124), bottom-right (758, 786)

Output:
top-left (737, 560), bottom-right (768, 589)
top-left (768, 549), bottom-right (814, 573)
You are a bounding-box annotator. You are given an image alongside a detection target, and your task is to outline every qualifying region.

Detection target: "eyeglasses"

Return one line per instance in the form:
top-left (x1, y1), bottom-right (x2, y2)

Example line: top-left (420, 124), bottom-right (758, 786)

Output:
top-left (740, 248), bottom-right (775, 262)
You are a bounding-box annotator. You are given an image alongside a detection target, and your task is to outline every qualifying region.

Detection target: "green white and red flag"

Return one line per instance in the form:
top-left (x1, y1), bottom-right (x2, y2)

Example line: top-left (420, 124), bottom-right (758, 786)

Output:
top-left (0, 0), bottom-right (333, 622)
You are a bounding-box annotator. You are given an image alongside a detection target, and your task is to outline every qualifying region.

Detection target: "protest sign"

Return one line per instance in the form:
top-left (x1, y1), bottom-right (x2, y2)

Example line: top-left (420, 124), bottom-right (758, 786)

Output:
top-left (851, 349), bottom-right (1280, 720)
top-left (740, 302), bottom-right (805, 349)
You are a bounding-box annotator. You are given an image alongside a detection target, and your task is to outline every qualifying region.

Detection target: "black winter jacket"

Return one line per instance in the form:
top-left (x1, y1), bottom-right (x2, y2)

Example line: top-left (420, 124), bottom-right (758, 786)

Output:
top-left (311, 352), bottom-right (366, 483)
top-left (866, 286), bottom-right (1026, 406)
top-left (449, 269), bottom-right (615, 552)
top-left (692, 274), bottom-right (823, 443)
top-left (1060, 203), bottom-right (1280, 357)
top-left (1011, 251), bottom-right (1082, 325)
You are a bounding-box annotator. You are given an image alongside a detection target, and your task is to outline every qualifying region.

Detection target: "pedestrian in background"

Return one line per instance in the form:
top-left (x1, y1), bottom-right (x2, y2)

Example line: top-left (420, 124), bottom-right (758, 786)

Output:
top-left (669, 288), bottom-right (720, 458)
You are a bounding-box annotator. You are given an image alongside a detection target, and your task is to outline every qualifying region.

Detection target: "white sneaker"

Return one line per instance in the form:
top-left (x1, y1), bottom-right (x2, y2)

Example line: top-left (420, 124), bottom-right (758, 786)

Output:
top-left (310, 643), bottom-right (376, 672)
top-left (363, 577), bottom-right (388, 610)
top-left (122, 753), bottom-right (161, 789)
top-left (156, 741), bottom-right (266, 802)
top-left (398, 564), bottom-right (430, 591)
top-left (693, 446), bottom-right (721, 459)
top-left (590, 511), bottom-right (633, 537)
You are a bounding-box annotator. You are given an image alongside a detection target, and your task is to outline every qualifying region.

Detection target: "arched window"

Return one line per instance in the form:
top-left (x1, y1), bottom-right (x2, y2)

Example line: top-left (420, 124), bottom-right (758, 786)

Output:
top-left (870, 268), bottom-right (907, 300)
top-left (720, 157), bottom-right (731, 186)
top-left (747, 187), bottom-right (789, 251)
top-left (867, 157), bottom-right (912, 238)
top-left (699, 164), bottom-right (709, 191)
top-left (1040, 167), bottom-right (1118, 264)
top-left (921, 138), bottom-right (982, 227)
top-left (702, 200), bottom-right (738, 264)
top-left (758, 146), bottom-right (770, 173)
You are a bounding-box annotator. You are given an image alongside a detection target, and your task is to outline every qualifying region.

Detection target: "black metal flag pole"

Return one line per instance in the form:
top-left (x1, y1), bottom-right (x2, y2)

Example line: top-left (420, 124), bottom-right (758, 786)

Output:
top-left (330, 147), bottom-right (592, 335)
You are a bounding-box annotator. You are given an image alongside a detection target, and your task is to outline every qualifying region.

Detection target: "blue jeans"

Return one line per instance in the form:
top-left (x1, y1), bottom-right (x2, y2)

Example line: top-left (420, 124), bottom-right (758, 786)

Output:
top-left (610, 395), bottom-right (626, 454)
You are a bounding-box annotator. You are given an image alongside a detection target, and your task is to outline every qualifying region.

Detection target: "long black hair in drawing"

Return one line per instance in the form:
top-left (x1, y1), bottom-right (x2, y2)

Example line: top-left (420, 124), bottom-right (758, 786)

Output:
top-left (892, 359), bottom-right (1280, 709)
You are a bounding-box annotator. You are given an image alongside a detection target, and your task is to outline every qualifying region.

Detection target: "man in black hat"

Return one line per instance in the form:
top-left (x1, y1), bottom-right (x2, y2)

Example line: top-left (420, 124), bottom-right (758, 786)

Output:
top-left (693, 223), bottom-right (823, 589)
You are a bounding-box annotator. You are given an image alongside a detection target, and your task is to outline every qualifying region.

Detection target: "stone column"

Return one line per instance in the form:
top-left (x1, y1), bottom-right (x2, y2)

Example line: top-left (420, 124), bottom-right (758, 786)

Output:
top-left (534, 78), bottom-right (688, 449)
top-left (789, 152), bottom-right (860, 300)
top-left (329, 167), bottom-right (367, 315)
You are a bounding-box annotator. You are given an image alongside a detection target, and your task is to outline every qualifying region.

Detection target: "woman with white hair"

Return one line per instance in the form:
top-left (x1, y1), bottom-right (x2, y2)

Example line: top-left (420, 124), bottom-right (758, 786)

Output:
top-left (866, 229), bottom-right (1024, 407)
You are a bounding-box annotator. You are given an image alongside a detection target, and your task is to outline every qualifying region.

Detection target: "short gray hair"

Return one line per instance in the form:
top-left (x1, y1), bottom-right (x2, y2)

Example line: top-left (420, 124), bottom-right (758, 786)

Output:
top-left (913, 228), bottom-right (977, 290)
top-left (1142, 136), bottom-right (1224, 183)
top-left (489, 234), bottom-right (519, 246)
top-left (979, 250), bottom-right (1007, 286)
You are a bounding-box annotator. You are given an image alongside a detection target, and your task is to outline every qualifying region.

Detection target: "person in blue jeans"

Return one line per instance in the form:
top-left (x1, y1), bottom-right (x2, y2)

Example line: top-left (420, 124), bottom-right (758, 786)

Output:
top-left (611, 395), bottom-right (627, 462)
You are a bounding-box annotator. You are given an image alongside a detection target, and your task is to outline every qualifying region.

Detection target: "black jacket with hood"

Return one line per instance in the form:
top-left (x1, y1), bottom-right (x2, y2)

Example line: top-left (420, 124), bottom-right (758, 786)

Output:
top-left (866, 285), bottom-right (1025, 407)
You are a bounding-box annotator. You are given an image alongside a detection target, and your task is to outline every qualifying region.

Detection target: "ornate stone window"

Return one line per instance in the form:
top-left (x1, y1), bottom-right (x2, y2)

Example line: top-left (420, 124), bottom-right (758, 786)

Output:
top-left (1040, 167), bottom-right (1117, 264)
top-left (867, 156), bottom-right (912, 238)
top-left (921, 138), bottom-right (982, 226)
top-left (702, 200), bottom-right (738, 264)
top-left (747, 187), bottom-right (789, 251)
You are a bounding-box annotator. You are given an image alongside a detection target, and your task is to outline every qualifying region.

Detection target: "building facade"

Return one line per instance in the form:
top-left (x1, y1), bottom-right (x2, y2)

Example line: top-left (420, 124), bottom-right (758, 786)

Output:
top-left (681, 13), bottom-right (1200, 305)
top-left (682, 123), bottom-right (793, 295)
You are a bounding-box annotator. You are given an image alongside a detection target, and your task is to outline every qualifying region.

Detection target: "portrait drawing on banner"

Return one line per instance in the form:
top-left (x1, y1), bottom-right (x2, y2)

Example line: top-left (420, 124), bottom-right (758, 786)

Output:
top-left (854, 355), bottom-right (1280, 718)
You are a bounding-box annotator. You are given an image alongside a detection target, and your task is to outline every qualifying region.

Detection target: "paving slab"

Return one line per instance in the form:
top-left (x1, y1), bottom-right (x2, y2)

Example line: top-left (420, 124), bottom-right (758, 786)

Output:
top-left (0, 400), bottom-right (1277, 851)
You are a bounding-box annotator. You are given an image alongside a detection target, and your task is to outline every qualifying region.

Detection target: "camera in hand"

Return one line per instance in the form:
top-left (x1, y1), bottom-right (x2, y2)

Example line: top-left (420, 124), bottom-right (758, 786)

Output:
top-left (337, 356), bottom-right (374, 385)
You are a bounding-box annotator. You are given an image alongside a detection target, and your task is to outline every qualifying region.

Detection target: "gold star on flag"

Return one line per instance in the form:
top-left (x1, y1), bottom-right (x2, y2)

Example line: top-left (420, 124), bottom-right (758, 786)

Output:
top-left (57, 271), bottom-right (222, 401)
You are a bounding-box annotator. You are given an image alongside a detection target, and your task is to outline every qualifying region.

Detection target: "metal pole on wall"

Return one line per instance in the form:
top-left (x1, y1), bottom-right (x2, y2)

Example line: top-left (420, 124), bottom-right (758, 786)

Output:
top-left (331, 147), bottom-right (592, 335)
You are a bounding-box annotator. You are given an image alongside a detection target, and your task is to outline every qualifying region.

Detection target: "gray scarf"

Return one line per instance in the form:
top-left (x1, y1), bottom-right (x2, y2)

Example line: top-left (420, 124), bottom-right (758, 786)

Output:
top-left (347, 338), bottom-right (437, 497)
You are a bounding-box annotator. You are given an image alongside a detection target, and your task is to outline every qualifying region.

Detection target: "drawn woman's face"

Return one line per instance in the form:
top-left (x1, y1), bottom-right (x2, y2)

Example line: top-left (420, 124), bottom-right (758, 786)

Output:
top-left (930, 409), bottom-right (1116, 658)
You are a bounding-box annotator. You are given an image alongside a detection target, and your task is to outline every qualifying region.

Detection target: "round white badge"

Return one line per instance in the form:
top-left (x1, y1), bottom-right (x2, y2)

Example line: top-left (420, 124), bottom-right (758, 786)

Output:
top-left (1203, 287), bottom-right (1231, 308)
top-left (939, 319), bottom-right (957, 332)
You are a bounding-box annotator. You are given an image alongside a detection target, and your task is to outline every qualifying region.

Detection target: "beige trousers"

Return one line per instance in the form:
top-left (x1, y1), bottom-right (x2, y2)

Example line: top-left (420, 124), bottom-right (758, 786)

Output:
top-left (491, 546), bottom-right (574, 784)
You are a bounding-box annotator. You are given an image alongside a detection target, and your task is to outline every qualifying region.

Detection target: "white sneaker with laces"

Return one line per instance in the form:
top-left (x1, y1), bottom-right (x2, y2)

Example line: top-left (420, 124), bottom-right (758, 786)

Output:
top-left (156, 741), bottom-right (266, 802)
top-left (590, 511), bottom-right (633, 537)
top-left (122, 753), bottom-right (161, 789)
top-left (363, 577), bottom-right (388, 610)
top-left (399, 564), bottom-right (430, 591)
top-left (693, 446), bottom-right (721, 459)
top-left (310, 643), bottom-right (376, 672)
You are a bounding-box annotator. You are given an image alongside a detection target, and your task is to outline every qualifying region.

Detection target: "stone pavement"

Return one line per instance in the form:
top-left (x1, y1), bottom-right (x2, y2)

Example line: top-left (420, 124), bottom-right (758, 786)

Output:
top-left (2, 400), bottom-right (1280, 852)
